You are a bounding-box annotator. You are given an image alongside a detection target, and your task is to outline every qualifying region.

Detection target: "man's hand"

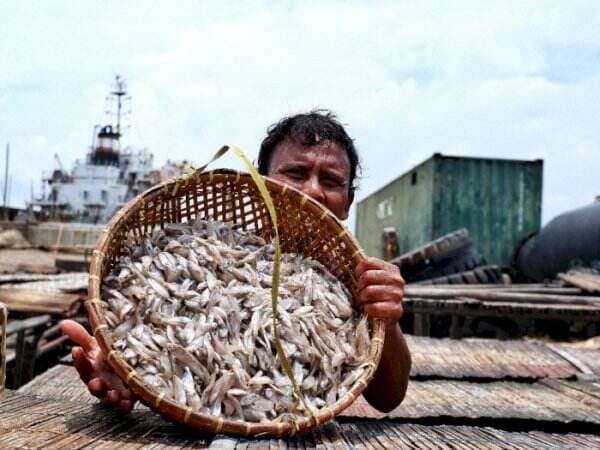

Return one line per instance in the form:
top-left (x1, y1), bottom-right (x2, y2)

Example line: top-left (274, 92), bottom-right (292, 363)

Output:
top-left (355, 256), bottom-right (405, 324)
top-left (60, 320), bottom-right (136, 413)
top-left (354, 256), bottom-right (410, 412)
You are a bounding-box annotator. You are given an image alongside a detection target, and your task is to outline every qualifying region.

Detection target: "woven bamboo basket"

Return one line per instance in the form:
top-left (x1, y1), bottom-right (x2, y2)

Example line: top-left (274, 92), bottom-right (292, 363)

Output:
top-left (0, 302), bottom-right (6, 400)
top-left (87, 166), bottom-right (386, 437)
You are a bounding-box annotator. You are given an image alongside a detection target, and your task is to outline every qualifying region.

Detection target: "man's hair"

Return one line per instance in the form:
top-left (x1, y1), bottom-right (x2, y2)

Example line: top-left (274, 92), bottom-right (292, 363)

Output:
top-left (257, 109), bottom-right (361, 192)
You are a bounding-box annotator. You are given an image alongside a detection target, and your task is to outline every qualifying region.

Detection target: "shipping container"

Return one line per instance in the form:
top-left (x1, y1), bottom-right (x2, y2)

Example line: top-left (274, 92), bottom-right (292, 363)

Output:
top-left (355, 153), bottom-right (543, 265)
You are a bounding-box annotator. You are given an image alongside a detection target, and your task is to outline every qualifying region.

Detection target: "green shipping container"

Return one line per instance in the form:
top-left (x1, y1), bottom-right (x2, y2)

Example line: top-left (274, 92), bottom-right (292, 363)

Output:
top-left (355, 153), bottom-right (543, 266)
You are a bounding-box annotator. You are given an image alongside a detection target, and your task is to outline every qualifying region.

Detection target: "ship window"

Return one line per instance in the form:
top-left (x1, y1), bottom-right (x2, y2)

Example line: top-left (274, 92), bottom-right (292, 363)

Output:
top-left (101, 190), bottom-right (108, 202)
top-left (411, 172), bottom-right (418, 185)
top-left (83, 190), bottom-right (89, 200)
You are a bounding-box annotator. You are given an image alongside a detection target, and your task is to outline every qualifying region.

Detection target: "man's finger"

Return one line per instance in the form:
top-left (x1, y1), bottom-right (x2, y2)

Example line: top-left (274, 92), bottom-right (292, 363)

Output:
top-left (357, 269), bottom-right (405, 292)
top-left (72, 347), bottom-right (94, 384)
top-left (88, 377), bottom-right (107, 398)
top-left (357, 285), bottom-right (403, 304)
top-left (107, 389), bottom-right (121, 405)
top-left (119, 400), bottom-right (134, 413)
top-left (118, 387), bottom-right (132, 400)
top-left (364, 302), bottom-right (403, 321)
top-left (355, 257), bottom-right (399, 278)
top-left (60, 320), bottom-right (97, 353)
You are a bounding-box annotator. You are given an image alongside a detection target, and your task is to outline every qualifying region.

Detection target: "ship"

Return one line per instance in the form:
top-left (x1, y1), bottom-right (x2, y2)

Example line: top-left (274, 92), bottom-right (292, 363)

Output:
top-left (31, 76), bottom-right (160, 223)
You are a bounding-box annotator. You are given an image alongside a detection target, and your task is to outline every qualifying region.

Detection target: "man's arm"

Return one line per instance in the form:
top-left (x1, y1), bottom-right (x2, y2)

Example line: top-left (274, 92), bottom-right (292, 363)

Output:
top-left (355, 257), bottom-right (411, 412)
top-left (363, 322), bottom-right (411, 412)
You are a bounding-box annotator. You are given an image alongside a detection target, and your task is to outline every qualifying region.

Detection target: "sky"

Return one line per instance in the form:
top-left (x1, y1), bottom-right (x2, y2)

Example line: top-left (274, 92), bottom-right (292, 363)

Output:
top-left (1, 1), bottom-right (600, 230)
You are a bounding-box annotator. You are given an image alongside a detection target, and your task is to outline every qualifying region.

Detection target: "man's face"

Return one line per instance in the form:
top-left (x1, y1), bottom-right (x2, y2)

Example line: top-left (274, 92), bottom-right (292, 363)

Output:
top-left (266, 139), bottom-right (353, 220)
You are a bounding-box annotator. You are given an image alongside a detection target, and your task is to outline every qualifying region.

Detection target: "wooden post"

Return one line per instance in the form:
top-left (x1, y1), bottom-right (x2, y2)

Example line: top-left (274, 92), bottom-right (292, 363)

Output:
top-left (450, 314), bottom-right (465, 339)
top-left (414, 312), bottom-right (431, 336)
top-left (0, 302), bottom-right (6, 399)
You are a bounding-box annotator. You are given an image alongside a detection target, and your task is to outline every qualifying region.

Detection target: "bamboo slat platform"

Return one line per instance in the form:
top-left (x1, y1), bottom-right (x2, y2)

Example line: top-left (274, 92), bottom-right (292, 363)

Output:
top-left (386, 380), bottom-right (600, 424)
top-left (3, 390), bottom-right (600, 449)
top-left (18, 364), bottom-right (99, 404)
top-left (340, 379), bottom-right (600, 425)
top-left (406, 335), bottom-right (581, 379)
top-left (540, 379), bottom-right (600, 408)
top-left (17, 364), bottom-right (600, 427)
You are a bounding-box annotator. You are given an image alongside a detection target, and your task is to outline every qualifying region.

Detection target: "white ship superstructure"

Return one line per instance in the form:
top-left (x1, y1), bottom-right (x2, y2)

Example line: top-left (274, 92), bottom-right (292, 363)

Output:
top-left (32, 76), bottom-right (157, 223)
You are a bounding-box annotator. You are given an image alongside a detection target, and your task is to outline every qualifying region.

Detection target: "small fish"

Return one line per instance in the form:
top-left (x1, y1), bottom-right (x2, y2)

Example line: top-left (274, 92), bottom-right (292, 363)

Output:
top-left (102, 218), bottom-right (370, 423)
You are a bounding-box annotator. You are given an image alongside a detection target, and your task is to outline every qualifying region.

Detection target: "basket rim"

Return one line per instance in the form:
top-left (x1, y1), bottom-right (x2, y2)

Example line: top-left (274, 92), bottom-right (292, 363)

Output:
top-left (87, 169), bottom-right (386, 437)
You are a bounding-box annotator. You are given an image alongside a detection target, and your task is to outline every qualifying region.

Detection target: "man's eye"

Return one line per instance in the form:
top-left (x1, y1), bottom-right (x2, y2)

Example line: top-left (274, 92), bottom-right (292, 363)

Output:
top-left (322, 177), bottom-right (345, 188)
top-left (285, 170), bottom-right (304, 179)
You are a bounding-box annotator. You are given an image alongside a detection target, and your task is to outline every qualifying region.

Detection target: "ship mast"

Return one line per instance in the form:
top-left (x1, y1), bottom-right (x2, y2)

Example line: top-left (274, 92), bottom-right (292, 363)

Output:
top-left (111, 74), bottom-right (127, 137)
top-left (90, 75), bottom-right (129, 167)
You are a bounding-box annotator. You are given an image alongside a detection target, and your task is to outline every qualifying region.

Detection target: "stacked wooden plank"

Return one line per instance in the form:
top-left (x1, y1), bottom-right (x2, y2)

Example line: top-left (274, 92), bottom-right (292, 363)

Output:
top-left (404, 283), bottom-right (600, 338)
top-left (559, 270), bottom-right (600, 294)
top-left (0, 289), bottom-right (81, 316)
top-left (0, 272), bottom-right (88, 293)
top-left (0, 272), bottom-right (87, 316)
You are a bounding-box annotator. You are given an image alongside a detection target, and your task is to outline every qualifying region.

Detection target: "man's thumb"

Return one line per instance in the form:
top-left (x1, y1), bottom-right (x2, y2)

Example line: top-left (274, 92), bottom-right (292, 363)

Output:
top-left (60, 320), bottom-right (97, 353)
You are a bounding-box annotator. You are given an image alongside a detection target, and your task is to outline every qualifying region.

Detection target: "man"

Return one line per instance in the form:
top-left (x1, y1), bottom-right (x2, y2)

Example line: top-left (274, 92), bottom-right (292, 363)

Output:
top-left (61, 109), bottom-right (411, 413)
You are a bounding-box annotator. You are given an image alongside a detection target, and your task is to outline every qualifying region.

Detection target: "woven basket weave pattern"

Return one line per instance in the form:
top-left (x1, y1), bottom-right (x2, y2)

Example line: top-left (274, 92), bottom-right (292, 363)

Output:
top-left (87, 170), bottom-right (385, 437)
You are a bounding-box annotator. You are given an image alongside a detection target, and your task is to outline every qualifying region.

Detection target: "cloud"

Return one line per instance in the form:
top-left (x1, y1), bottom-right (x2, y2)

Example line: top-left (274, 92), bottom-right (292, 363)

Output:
top-left (1, 1), bottom-right (599, 230)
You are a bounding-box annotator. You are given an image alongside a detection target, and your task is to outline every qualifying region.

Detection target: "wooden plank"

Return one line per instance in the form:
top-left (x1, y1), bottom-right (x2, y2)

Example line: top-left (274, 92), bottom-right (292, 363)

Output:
top-left (6, 315), bottom-right (51, 335)
top-left (413, 284), bottom-right (583, 295)
top-left (15, 263), bottom-right (58, 275)
top-left (0, 273), bottom-right (88, 293)
top-left (404, 297), bottom-right (600, 322)
top-left (0, 302), bottom-right (5, 399)
top-left (0, 273), bottom-right (58, 284)
top-left (0, 288), bottom-right (82, 316)
top-left (559, 271), bottom-right (600, 294)
top-left (405, 286), bottom-right (600, 307)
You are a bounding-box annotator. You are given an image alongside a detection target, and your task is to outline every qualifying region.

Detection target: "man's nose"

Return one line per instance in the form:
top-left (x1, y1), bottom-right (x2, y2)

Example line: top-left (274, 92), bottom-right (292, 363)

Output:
top-left (301, 176), bottom-right (325, 203)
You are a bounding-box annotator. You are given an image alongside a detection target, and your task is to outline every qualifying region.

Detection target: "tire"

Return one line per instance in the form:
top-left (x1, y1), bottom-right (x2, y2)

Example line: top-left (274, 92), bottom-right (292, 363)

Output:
top-left (393, 229), bottom-right (488, 282)
top-left (416, 265), bottom-right (503, 285)
top-left (391, 228), bottom-right (472, 268)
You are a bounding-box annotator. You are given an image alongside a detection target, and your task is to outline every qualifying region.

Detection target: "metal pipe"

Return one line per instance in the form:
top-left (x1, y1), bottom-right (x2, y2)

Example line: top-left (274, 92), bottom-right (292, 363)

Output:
top-left (514, 200), bottom-right (600, 281)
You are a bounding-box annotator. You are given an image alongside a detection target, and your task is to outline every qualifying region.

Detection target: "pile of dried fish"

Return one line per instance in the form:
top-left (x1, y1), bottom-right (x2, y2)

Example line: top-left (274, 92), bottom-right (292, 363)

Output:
top-left (102, 219), bottom-right (371, 422)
